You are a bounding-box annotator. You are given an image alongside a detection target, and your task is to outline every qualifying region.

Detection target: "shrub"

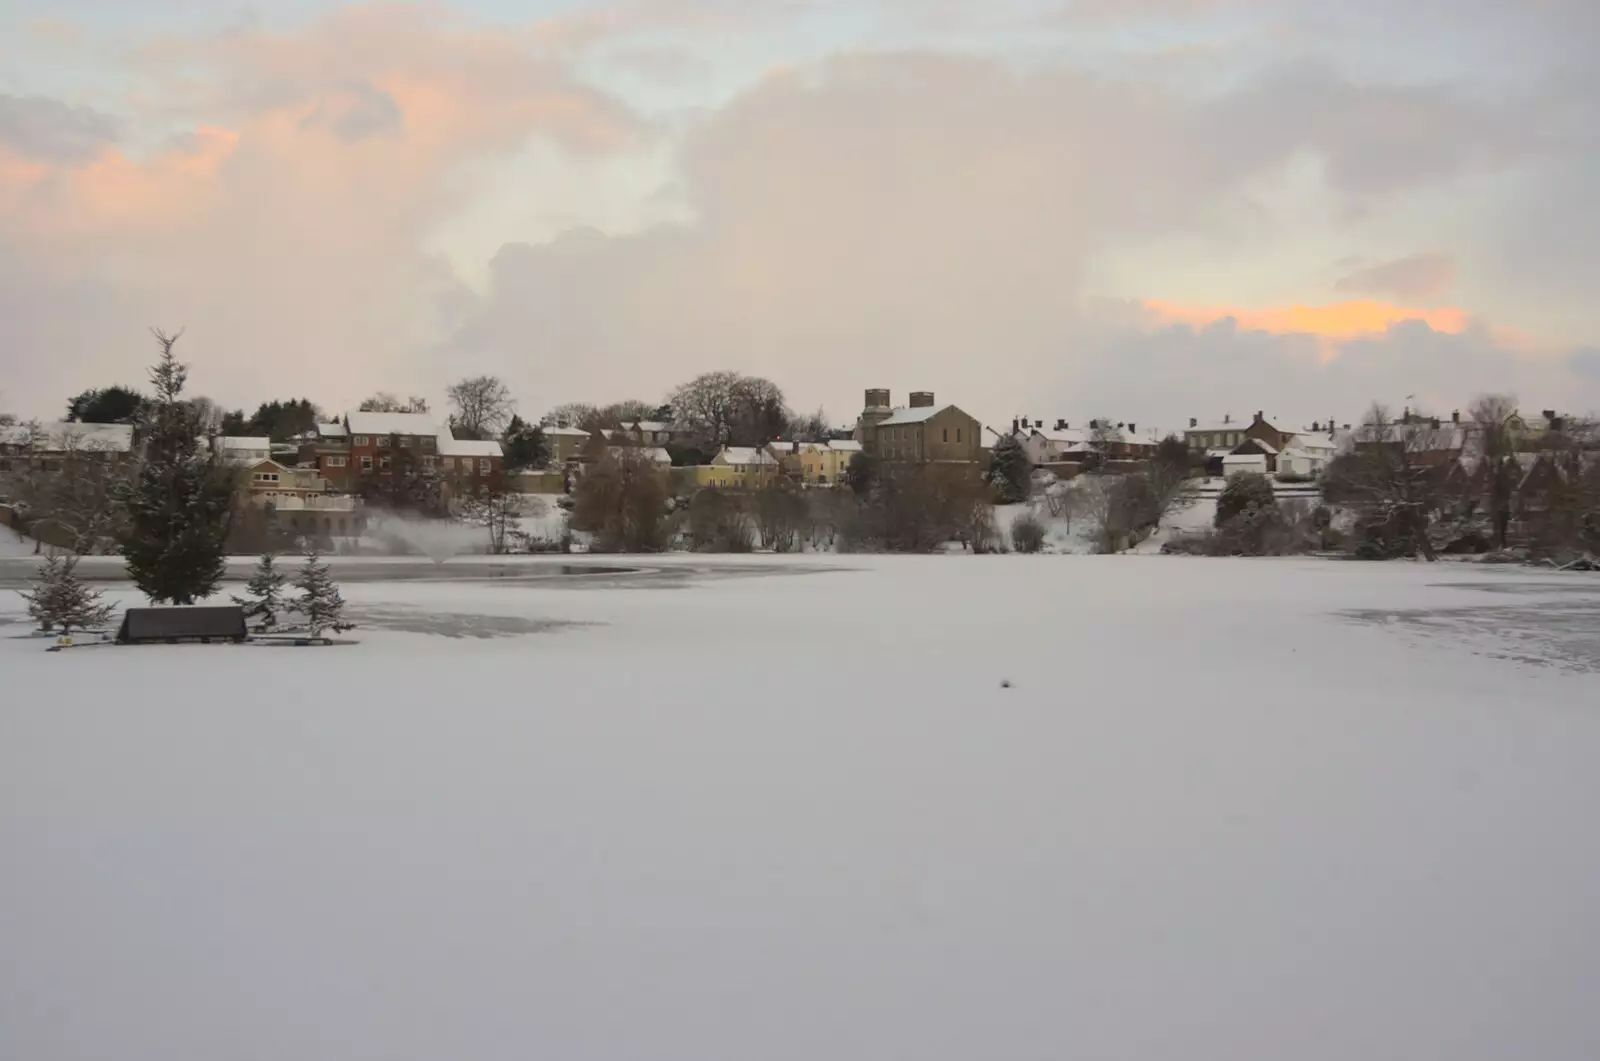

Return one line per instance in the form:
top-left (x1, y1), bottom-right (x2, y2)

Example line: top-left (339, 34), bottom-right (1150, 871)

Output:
top-left (1215, 472), bottom-right (1277, 527)
top-left (1010, 511), bottom-right (1047, 553)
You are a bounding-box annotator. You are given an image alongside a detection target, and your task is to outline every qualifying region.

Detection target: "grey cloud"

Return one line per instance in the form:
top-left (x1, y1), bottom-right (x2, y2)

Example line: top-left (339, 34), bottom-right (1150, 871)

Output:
top-left (299, 82), bottom-right (404, 142)
top-left (1335, 252), bottom-right (1456, 300)
top-left (0, 93), bottom-right (118, 163)
top-left (1571, 348), bottom-right (1600, 379)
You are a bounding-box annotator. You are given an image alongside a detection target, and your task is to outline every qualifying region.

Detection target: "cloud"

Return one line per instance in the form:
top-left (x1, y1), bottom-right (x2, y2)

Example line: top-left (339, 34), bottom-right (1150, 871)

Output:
top-left (1334, 252), bottom-right (1456, 300)
top-left (1145, 298), bottom-right (1468, 340)
top-left (0, 5), bottom-right (643, 416)
top-left (0, 93), bottom-right (119, 163)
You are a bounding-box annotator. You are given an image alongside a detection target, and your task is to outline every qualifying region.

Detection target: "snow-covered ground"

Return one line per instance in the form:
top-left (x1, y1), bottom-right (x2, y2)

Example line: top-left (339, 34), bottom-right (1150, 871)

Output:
top-left (5, 557), bottom-right (1600, 1060)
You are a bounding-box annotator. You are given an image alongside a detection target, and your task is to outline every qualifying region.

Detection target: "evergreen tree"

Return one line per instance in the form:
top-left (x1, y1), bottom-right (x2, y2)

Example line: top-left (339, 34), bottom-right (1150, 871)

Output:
top-left (20, 553), bottom-right (117, 635)
top-left (119, 329), bottom-right (235, 604)
top-left (502, 415), bottom-right (550, 472)
top-left (293, 548), bottom-right (350, 637)
top-left (233, 552), bottom-right (289, 628)
top-left (988, 435), bottom-right (1032, 503)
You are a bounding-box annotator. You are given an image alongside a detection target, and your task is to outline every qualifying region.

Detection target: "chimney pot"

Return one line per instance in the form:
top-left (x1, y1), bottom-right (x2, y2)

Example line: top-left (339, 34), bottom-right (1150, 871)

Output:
top-left (1452, 410), bottom-right (1460, 423)
top-left (1190, 417), bottom-right (1198, 428)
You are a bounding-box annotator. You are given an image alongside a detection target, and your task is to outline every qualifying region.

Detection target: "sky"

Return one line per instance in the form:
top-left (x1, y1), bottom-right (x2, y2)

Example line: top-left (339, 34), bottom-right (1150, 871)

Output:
top-left (0, 0), bottom-right (1596, 434)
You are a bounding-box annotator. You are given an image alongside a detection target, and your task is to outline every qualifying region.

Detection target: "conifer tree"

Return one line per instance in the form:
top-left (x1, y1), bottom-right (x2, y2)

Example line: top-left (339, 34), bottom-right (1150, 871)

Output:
top-left (233, 552), bottom-right (288, 628)
top-left (119, 329), bottom-right (235, 604)
top-left (988, 434), bottom-right (1033, 504)
top-left (293, 548), bottom-right (350, 638)
top-left (20, 553), bottom-right (117, 635)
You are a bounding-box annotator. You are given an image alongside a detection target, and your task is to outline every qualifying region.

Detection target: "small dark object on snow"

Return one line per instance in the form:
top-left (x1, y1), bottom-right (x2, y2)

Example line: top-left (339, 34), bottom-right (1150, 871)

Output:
top-left (116, 606), bottom-right (248, 645)
top-left (1000, 679), bottom-right (1012, 689)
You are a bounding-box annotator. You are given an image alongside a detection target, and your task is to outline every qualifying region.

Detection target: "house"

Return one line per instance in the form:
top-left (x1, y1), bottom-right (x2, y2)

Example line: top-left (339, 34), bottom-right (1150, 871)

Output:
top-left (1016, 422), bottom-right (1092, 466)
top-left (0, 421), bottom-right (135, 473)
top-left (1345, 416), bottom-right (1467, 469)
top-left (624, 420), bottom-right (676, 446)
top-left (214, 436), bottom-right (272, 465)
top-left (436, 433), bottom-right (505, 493)
top-left (1276, 432), bottom-right (1339, 479)
top-left (674, 446), bottom-right (781, 491)
top-left (297, 421), bottom-right (354, 490)
top-left (1222, 453), bottom-right (1269, 478)
top-left (1227, 437), bottom-right (1279, 474)
top-left (540, 423), bottom-right (597, 465)
top-left (855, 390), bottom-right (983, 465)
top-left (765, 439), bottom-right (860, 485)
top-left (343, 412), bottom-right (441, 482)
top-left (607, 445), bottom-right (672, 467)
top-left (1185, 412), bottom-right (1299, 454)
top-left (240, 458), bottom-right (363, 537)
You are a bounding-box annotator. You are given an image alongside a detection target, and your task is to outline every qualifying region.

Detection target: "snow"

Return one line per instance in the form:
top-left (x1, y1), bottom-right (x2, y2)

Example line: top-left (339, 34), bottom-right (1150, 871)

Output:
top-left (435, 434), bottom-right (503, 458)
top-left (0, 523), bottom-right (41, 557)
top-left (346, 411), bottom-right (438, 436)
top-left (877, 404), bottom-right (952, 426)
top-left (4, 557), bottom-right (1600, 1061)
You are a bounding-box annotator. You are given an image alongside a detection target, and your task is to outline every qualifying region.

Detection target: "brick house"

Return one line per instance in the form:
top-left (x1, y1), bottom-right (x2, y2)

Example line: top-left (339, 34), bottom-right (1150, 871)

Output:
top-left (297, 422), bottom-right (354, 490)
top-left (541, 423), bottom-right (597, 465)
top-left (436, 433), bottom-right (506, 496)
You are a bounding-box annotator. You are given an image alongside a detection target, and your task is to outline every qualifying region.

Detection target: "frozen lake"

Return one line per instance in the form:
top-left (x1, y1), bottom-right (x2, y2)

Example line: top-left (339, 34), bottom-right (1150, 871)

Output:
top-left (4, 556), bottom-right (1600, 1060)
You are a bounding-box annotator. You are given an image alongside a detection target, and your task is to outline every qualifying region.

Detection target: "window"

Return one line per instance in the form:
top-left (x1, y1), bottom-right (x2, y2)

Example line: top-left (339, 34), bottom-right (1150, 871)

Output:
top-left (478, 458), bottom-right (490, 475)
top-left (943, 428), bottom-right (949, 442)
top-left (252, 472), bottom-right (279, 483)
top-left (379, 455), bottom-right (392, 470)
top-left (353, 435), bottom-right (369, 447)
top-left (326, 455), bottom-right (348, 468)
top-left (360, 456), bottom-right (374, 471)
top-left (421, 437), bottom-right (433, 449)
top-left (956, 429), bottom-right (962, 443)
top-left (400, 436), bottom-right (412, 449)
top-left (422, 455), bottom-right (436, 471)
top-left (377, 435), bottom-right (392, 448)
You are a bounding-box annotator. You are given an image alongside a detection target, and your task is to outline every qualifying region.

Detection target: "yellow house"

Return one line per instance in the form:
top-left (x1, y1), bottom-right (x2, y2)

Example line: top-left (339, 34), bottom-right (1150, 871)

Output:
top-left (671, 447), bottom-right (781, 491)
top-left (769, 440), bottom-right (860, 485)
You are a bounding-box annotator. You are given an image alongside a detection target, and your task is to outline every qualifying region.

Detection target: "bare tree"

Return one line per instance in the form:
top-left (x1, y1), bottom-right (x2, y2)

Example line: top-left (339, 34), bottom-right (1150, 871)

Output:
top-left (360, 393), bottom-right (429, 414)
top-left (1469, 393), bottom-right (1519, 548)
top-left (544, 402), bottom-right (599, 429)
top-left (5, 427), bottom-right (133, 554)
top-left (447, 375), bottom-right (515, 439)
top-left (1087, 419), bottom-right (1125, 467)
top-left (460, 487), bottom-right (525, 555)
top-left (1323, 402), bottom-right (1449, 561)
top-left (670, 372), bottom-right (789, 447)
top-left (571, 448), bottom-right (670, 552)
top-left (753, 482), bottom-right (807, 552)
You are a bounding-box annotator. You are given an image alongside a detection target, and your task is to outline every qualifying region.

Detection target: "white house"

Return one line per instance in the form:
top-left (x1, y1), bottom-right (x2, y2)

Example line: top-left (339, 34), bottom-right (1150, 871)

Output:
top-left (1222, 452), bottom-right (1269, 478)
top-left (215, 436), bottom-right (272, 465)
top-left (1276, 433), bottom-right (1339, 479)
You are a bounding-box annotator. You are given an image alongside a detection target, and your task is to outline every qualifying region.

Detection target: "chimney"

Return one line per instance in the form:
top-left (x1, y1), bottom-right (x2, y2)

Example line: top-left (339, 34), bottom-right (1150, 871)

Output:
top-left (1223, 413), bottom-right (1231, 424)
top-left (1054, 419), bottom-right (1066, 431)
top-left (1011, 417), bottom-right (1019, 434)
top-left (1430, 417), bottom-right (1441, 430)
top-left (910, 391), bottom-right (935, 409)
top-left (1128, 423), bottom-right (1136, 434)
top-left (1256, 410), bottom-right (1263, 422)
top-left (1189, 417), bottom-right (1197, 429)
top-left (1543, 409), bottom-right (1557, 422)
top-left (1034, 419), bottom-right (1043, 429)
top-left (865, 388), bottom-right (891, 410)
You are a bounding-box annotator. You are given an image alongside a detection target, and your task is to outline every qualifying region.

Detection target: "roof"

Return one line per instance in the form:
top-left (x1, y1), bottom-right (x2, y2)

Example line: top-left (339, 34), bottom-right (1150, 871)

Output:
top-left (317, 422), bottom-right (348, 438)
top-left (610, 445), bottom-right (672, 465)
top-left (2, 421), bottom-right (135, 452)
top-left (436, 434), bottom-right (503, 458)
top-left (1205, 448), bottom-right (1233, 459)
top-left (827, 439), bottom-right (863, 452)
top-left (630, 421), bottom-right (672, 433)
top-left (1233, 438), bottom-right (1278, 455)
top-left (540, 424), bottom-right (593, 437)
top-left (1222, 452), bottom-right (1268, 464)
top-left (1030, 428), bottom-right (1091, 445)
top-left (1186, 419), bottom-right (1250, 434)
top-left (346, 411), bottom-right (438, 436)
top-left (220, 436), bottom-right (271, 450)
top-left (1348, 422), bottom-right (1467, 451)
top-left (878, 404), bottom-right (954, 426)
top-left (1288, 433), bottom-right (1339, 452)
top-left (716, 446), bottom-right (779, 465)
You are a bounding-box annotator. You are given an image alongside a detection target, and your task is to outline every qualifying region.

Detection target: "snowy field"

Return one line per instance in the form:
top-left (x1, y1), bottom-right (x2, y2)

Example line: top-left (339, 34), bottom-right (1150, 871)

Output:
top-left (5, 556), bottom-right (1600, 1060)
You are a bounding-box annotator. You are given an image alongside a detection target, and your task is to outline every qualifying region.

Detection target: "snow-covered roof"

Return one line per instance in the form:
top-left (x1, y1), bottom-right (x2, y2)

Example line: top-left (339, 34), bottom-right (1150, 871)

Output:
top-left (1186, 419), bottom-right (1250, 434)
top-left (317, 421), bottom-right (348, 438)
top-left (1030, 428), bottom-right (1091, 445)
top-left (1205, 448), bottom-right (1234, 459)
top-left (1222, 453), bottom-right (1267, 464)
top-left (716, 446), bottom-right (779, 466)
top-left (1234, 438), bottom-right (1278, 455)
top-left (1348, 423), bottom-right (1466, 451)
top-left (609, 446), bottom-right (671, 465)
top-left (346, 411), bottom-right (437, 436)
top-left (2, 421), bottom-right (135, 452)
top-left (436, 434), bottom-right (503, 458)
top-left (630, 421), bottom-right (672, 433)
top-left (1288, 433), bottom-right (1339, 452)
top-left (878, 404), bottom-right (953, 426)
top-left (220, 436), bottom-right (271, 451)
top-left (827, 439), bottom-right (863, 453)
top-left (540, 424), bottom-right (593, 437)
